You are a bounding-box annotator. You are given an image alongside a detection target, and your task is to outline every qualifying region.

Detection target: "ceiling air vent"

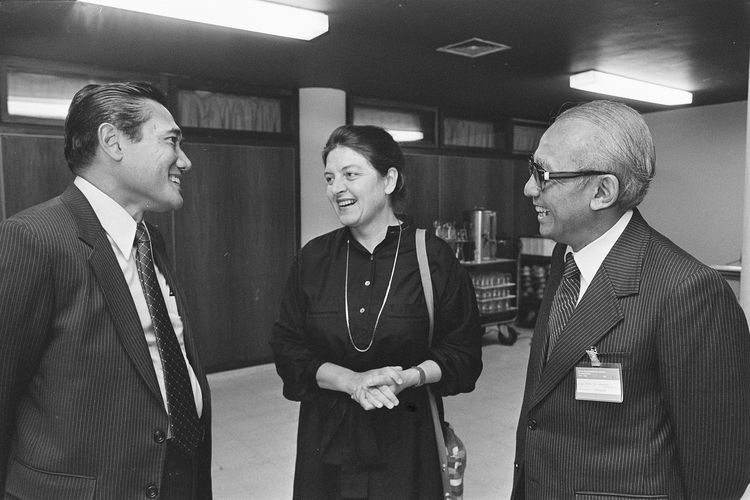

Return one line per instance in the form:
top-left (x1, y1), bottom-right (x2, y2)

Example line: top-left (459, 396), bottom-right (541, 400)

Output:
top-left (436, 37), bottom-right (511, 58)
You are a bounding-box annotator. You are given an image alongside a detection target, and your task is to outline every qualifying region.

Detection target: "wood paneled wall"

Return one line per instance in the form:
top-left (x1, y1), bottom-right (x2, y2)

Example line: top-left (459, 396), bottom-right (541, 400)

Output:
top-left (402, 153), bottom-right (441, 228)
top-left (1, 134), bottom-right (72, 218)
top-left (404, 152), bottom-right (538, 237)
top-left (176, 143), bottom-right (297, 372)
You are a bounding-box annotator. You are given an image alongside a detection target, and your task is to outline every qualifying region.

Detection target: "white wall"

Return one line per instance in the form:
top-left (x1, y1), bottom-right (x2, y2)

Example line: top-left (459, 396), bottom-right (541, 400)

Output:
top-left (639, 101), bottom-right (748, 266)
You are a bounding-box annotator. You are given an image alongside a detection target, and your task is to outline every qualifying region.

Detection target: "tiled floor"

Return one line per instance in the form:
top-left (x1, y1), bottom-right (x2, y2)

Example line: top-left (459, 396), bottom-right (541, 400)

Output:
top-left (208, 328), bottom-right (533, 499)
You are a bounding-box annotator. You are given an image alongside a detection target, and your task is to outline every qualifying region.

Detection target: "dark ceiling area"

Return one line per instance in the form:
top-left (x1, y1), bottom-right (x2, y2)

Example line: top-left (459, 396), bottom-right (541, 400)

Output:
top-left (0, 0), bottom-right (748, 122)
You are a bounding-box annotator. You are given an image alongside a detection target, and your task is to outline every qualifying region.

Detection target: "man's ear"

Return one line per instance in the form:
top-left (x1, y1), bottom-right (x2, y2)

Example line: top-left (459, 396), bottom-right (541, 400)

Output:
top-left (590, 174), bottom-right (619, 211)
top-left (98, 123), bottom-right (123, 161)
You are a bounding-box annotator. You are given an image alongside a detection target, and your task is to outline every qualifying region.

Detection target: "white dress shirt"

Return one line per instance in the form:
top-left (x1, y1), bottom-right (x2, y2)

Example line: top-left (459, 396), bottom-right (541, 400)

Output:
top-left (74, 176), bottom-right (203, 418)
top-left (567, 210), bottom-right (633, 304)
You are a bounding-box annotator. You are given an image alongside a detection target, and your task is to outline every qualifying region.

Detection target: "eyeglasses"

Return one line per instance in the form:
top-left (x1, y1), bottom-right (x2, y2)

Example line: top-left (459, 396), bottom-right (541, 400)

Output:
top-left (528, 157), bottom-right (610, 190)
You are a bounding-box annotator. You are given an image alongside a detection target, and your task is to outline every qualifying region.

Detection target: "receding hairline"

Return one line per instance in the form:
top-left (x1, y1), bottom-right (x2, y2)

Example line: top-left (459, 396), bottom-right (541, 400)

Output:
top-left (540, 117), bottom-right (605, 168)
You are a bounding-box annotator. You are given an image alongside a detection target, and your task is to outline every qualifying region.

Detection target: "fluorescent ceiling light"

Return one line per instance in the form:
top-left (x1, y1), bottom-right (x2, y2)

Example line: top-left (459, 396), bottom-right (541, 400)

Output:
top-left (569, 70), bottom-right (692, 106)
top-left (387, 130), bottom-right (424, 143)
top-left (79, 0), bottom-right (329, 41)
top-left (8, 97), bottom-right (71, 120)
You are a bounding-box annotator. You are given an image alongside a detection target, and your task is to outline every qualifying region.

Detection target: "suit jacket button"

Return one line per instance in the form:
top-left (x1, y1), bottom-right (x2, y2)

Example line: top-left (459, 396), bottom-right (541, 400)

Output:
top-left (146, 484), bottom-right (159, 498)
top-left (527, 418), bottom-right (537, 430)
top-left (153, 429), bottom-right (166, 444)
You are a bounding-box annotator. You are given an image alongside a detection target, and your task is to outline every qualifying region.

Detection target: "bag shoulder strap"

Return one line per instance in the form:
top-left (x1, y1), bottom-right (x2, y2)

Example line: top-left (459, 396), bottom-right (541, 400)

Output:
top-left (415, 228), bottom-right (434, 343)
top-left (415, 228), bottom-right (450, 498)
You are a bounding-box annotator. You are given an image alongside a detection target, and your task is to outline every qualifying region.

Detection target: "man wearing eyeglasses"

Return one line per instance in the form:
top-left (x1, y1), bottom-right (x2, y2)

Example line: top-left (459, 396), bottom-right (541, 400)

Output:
top-left (511, 100), bottom-right (750, 499)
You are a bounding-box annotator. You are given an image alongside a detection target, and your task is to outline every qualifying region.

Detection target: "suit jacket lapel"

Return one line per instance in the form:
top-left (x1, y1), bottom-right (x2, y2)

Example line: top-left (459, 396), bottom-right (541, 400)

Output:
top-left (528, 210), bottom-right (650, 409)
top-left (62, 185), bottom-right (163, 401)
top-left (525, 243), bottom-right (565, 398)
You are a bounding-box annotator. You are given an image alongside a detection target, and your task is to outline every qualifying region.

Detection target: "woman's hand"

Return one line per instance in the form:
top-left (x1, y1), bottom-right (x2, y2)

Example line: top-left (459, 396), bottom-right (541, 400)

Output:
top-left (349, 366), bottom-right (403, 410)
top-left (316, 362), bottom-right (440, 411)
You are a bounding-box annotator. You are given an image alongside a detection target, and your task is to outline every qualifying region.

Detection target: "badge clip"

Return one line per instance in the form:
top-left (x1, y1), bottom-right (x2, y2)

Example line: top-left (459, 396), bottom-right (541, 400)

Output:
top-left (585, 346), bottom-right (601, 367)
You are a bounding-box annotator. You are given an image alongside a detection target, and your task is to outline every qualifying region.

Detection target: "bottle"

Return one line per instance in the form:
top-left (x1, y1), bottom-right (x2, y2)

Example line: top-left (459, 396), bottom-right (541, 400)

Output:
top-left (455, 243), bottom-right (464, 262)
top-left (444, 422), bottom-right (466, 500)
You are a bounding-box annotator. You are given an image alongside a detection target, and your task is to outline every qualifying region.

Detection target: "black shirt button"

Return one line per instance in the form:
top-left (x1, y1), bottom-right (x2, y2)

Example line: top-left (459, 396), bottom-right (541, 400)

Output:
top-left (153, 429), bottom-right (166, 444)
top-left (527, 418), bottom-right (537, 430)
top-left (145, 484), bottom-right (159, 498)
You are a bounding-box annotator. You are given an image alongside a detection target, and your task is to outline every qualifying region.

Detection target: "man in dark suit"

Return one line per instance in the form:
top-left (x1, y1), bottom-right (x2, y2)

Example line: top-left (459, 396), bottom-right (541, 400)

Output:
top-left (0, 82), bottom-right (212, 499)
top-left (512, 100), bottom-right (750, 499)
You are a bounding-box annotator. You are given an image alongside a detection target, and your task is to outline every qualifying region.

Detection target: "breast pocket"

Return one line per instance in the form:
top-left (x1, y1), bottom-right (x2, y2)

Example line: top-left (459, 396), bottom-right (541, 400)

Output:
top-left (378, 303), bottom-right (429, 349)
top-left (305, 307), bottom-right (341, 349)
top-left (595, 351), bottom-right (632, 383)
top-left (386, 303), bottom-right (427, 320)
top-left (594, 351), bottom-right (630, 364)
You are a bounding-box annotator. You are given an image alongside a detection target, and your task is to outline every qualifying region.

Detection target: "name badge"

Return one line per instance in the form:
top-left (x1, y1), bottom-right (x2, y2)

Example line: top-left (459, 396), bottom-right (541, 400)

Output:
top-left (575, 364), bottom-right (623, 403)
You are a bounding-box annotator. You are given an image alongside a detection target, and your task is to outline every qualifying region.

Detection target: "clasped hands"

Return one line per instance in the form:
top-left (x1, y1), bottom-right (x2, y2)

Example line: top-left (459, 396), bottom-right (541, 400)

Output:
top-left (349, 366), bottom-right (416, 411)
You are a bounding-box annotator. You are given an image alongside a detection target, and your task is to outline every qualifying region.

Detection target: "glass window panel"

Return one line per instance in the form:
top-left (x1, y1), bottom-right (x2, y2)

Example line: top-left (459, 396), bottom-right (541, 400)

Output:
top-left (512, 123), bottom-right (546, 153)
top-left (443, 117), bottom-right (504, 149)
top-left (352, 105), bottom-right (427, 143)
top-left (7, 71), bottom-right (108, 120)
top-left (176, 90), bottom-right (282, 132)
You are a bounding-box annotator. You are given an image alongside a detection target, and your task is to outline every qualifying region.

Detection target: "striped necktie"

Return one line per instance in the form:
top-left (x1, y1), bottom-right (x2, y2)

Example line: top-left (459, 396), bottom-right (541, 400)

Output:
top-left (545, 252), bottom-right (580, 360)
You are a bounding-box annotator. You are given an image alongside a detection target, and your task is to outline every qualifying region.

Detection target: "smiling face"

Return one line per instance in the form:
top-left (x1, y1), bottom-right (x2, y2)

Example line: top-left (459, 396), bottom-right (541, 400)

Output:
top-left (523, 119), bottom-right (602, 250)
top-left (324, 145), bottom-right (397, 234)
top-left (114, 99), bottom-right (192, 220)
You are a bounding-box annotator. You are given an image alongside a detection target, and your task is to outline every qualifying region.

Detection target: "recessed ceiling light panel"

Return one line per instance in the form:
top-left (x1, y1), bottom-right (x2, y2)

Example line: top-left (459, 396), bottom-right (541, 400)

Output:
top-left (437, 37), bottom-right (511, 58)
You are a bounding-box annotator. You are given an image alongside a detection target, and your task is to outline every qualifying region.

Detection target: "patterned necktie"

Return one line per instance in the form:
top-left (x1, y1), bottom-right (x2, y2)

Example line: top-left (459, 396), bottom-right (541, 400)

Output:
top-left (545, 252), bottom-right (580, 360)
top-left (134, 222), bottom-right (201, 456)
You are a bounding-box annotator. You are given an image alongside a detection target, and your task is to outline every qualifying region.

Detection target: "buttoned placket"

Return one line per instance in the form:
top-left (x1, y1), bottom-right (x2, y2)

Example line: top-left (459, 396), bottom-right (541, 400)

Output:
top-left (347, 245), bottom-right (379, 347)
top-left (345, 231), bottom-right (400, 348)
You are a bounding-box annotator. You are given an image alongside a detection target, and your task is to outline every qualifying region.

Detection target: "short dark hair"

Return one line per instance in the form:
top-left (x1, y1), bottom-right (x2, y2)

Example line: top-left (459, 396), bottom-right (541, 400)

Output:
top-left (321, 124), bottom-right (407, 210)
top-left (64, 81), bottom-right (168, 173)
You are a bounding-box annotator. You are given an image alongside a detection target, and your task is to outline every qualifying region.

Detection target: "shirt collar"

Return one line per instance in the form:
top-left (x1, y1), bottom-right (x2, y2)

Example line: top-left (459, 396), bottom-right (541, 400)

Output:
top-left (568, 210), bottom-right (633, 285)
top-left (345, 220), bottom-right (406, 255)
top-left (74, 176), bottom-right (139, 260)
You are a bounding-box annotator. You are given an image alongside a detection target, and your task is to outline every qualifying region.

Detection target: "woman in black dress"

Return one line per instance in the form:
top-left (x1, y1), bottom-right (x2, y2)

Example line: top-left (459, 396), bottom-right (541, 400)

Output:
top-left (271, 124), bottom-right (482, 499)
